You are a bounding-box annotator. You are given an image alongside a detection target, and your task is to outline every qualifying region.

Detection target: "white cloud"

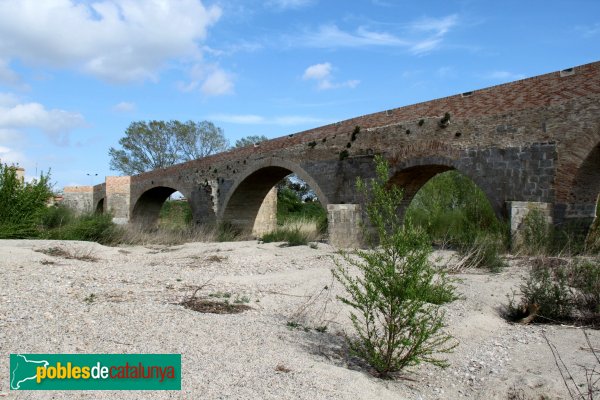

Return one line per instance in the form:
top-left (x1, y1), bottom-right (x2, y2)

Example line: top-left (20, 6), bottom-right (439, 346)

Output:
top-left (292, 14), bottom-right (458, 55)
top-left (303, 63), bottom-right (332, 80)
top-left (178, 63), bottom-right (234, 96)
top-left (0, 0), bottom-right (222, 82)
top-left (299, 24), bottom-right (409, 48)
top-left (265, 0), bottom-right (314, 10)
top-left (201, 69), bottom-right (234, 96)
top-left (210, 114), bottom-right (325, 126)
top-left (112, 101), bottom-right (136, 112)
top-left (0, 97), bottom-right (86, 145)
top-left (0, 144), bottom-right (26, 166)
top-left (0, 92), bottom-right (20, 107)
top-left (302, 62), bottom-right (359, 90)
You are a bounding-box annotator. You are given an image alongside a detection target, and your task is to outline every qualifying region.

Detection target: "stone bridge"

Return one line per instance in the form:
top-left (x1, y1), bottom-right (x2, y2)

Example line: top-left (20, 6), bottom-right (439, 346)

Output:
top-left (64, 61), bottom-right (600, 247)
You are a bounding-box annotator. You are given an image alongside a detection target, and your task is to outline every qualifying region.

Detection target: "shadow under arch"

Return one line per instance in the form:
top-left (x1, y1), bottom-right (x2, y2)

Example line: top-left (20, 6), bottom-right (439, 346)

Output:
top-left (219, 158), bottom-right (329, 235)
top-left (131, 186), bottom-right (189, 227)
top-left (95, 198), bottom-right (104, 214)
top-left (568, 142), bottom-right (600, 229)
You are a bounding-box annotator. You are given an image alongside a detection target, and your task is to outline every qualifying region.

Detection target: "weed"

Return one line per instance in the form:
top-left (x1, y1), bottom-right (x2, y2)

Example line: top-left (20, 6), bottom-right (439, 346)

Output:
top-left (234, 295), bottom-right (250, 304)
top-left (84, 294), bottom-right (96, 304)
top-left (286, 321), bottom-right (301, 329)
top-left (315, 326), bottom-right (328, 333)
top-left (209, 291), bottom-right (231, 299)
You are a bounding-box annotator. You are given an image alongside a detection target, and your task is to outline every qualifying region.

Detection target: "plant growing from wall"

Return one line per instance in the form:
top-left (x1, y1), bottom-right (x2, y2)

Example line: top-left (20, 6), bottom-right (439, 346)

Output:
top-left (332, 156), bottom-right (457, 378)
top-left (439, 112), bottom-right (451, 128)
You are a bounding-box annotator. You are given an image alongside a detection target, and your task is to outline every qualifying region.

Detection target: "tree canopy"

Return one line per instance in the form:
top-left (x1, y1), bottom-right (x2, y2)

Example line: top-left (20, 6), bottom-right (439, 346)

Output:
top-left (233, 135), bottom-right (269, 149)
top-left (109, 120), bottom-right (228, 175)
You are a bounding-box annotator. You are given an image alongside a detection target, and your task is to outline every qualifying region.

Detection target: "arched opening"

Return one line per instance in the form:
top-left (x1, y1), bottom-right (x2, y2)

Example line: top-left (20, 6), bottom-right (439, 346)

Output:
top-left (572, 143), bottom-right (600, 250)
top-left (398, 167), bottom-right (504, 249)
top-left (95, 198), bottom-right (104, 214)
top-left (131, 186), bottom-right (187, 228)
top-left (222, 166), bottom-right (326, 238)
top-left (571, 143), bottom-right (600, 222)
top-left (158, 191), bottom-right (192, 229)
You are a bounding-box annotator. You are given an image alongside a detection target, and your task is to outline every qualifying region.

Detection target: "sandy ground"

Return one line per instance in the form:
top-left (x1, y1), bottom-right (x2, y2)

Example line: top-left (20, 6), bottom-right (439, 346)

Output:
top-left (0, 239), bottom-right (598, 399)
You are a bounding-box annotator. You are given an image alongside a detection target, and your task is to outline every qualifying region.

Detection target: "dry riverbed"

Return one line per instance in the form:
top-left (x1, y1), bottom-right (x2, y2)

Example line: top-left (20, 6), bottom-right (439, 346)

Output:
top-left (0, 239), bottom-right (598, 399)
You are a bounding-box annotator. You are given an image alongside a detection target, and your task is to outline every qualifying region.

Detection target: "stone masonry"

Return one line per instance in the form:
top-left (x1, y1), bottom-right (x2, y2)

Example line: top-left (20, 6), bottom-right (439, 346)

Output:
top-left (63, 61), bottom-right (600, 247)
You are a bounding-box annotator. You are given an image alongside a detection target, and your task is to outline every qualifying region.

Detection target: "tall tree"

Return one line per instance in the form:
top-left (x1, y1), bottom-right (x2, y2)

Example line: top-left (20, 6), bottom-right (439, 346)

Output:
top-left (233, 135), bottom-right (268, 148)
top-left (109, 120), bottom-right (228, 175)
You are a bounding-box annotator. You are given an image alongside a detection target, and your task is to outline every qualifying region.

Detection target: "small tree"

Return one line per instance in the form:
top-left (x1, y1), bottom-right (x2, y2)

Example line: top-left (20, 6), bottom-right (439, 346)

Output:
top-left (332, 155), bottom-right (457, 378)
top-left (109, 120), bottom-right (228, 175)
top-left (233, 135), bottom-right (268, 148)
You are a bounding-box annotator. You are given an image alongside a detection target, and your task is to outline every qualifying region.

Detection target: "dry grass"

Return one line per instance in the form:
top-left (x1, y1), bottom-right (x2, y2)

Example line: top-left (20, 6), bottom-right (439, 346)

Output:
top-left (275, 364), bottom-right (292, 373)
top-left (280, 218), bottom-right (322, 242)
top-left (35, 246), bottom-right (98, 262)
top-left (118, 225), bottom-right (219, 246)
top-left (181, 299), bottom-right (252, 314)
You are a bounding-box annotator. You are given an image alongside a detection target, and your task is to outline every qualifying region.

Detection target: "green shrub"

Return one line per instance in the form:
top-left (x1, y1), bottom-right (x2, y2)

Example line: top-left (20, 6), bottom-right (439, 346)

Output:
top-left (40, 205), bottom-right (75, 230)
top-left (262, 228), bottom-right (309, 246)
top-left (506, 257), bottom-right (600, 326)
top-left (333, 156), bottom-right (457, 378)
top-left (0, 163), bottom-right (53, 238)
top-left (519, 209), bottom-right (590, 256)
top-left (46, 212), bottom-right (122, 245)
top-left (519, 208), bottom-right (551, 255)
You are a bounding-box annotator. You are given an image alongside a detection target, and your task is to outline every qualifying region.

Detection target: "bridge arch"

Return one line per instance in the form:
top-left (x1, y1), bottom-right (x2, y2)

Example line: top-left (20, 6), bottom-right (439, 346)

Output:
top-left (388, 156), bottom-right (503, 219)
top-left (219, 158), bottom-right (328, 235)
top-left (131, 186), bottom-right (191, 227)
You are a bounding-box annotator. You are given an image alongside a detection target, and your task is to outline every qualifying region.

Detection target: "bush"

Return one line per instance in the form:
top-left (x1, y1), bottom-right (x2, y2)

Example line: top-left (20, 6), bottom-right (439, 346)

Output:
top-left (45, 212), bottom-right (122, 245)
top-left (0, 163), bottom-right (53, 238)
top-left (40, 205), bottom-right (75, 230)
top-left (458, 232), bottom-right (507, 272)
top-left (332, 156), bottom-right (457, 378)
top-left (519, 208), bottom-right (552, 255)
top-left (506, 257), bottom-right (600, 327)
top-left (519, 208), bottom-right (591, 256)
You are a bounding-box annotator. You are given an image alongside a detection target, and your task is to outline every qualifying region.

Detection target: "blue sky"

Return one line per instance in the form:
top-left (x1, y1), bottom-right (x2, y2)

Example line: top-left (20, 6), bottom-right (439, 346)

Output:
top-left (0, 0), bottom-right (598, 189)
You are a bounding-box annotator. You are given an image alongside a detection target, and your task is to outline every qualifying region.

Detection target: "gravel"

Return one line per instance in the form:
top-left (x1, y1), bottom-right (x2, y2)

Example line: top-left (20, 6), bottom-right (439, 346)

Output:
top-left (0, 239), bottom-right (598, 399)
